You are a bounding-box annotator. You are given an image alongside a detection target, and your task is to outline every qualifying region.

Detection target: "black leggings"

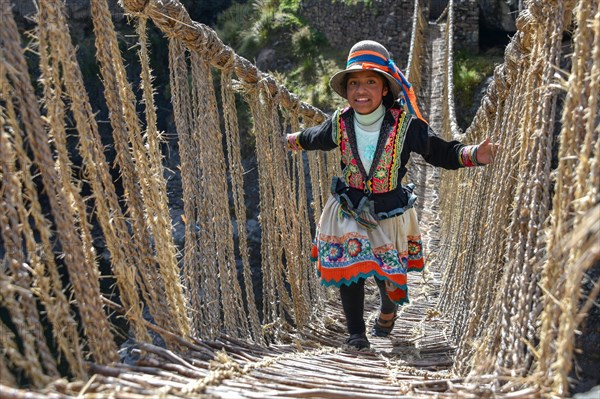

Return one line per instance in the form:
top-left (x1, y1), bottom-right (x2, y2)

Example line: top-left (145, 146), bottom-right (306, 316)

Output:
top-left (339, 277), bottom-right (398, 334)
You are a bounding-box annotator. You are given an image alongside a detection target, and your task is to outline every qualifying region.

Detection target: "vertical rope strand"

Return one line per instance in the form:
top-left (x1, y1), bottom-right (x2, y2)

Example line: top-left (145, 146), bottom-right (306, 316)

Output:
top-left (168, 40), bottom-right (209, 337)
top-left (1, 82), bottom-right (86, 379)
top-left (38, 0), bottom-right (151, 347)
top-left (221, 64), bottom-right (263, 342)
top-left (90, 0), bottom-right (190, 339)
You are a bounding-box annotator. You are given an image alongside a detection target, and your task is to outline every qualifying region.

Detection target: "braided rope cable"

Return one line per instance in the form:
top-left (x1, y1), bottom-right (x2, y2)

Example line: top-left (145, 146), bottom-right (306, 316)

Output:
top-left (287, 113), bottom-right (326, 308)
top-left (0, 0), bottom-right (598, 395)
top-left (306, 153), bottom-right (325, 223)
top-left (187, 51), bottom-right (224, 337)
top-left (286, 118), bottom-right (323, 318)
top-left (119, 3), bottom-right (331, 332)
top-left (36, 0), bottom-right (116, 364)
top-left (136, 16), bottom-right (184, 324)
top-left (0, 337), bottom-right (16, 387)
top-left (451, 71), bottom-right (521, 374)
top-left (405, 0), bottom-right (426, 93)
top-left (317, 153), bottom-right (331, 220)
top-left (271, 95), bottom-right (307, 328)
top-left (168, 40), bottom-right (209, 337)
top-left (90, 0), bottom-right (178, 340)
top-left (243, 83), bottom-right (287, 336)
top-left (270, 103), bottom-right (311, 330)
top-left (258, 81), bottom-right (294, 332)
top-left (1, 3), bottom-right (118, 365)
top-left (120, 0), bottom-right (325, 124)
top-left (488, 0), bottom-right (572, 379)
top-left (191, 54), bottom-right (226, 335)
top-left (465, 65), bottom-right (529, 376)
top-left (444, 0), bottom-right (462, 138)
top-left (435, 1), bottom-right (591, 392)
top-left (0, 318), bottom-right (46, 387)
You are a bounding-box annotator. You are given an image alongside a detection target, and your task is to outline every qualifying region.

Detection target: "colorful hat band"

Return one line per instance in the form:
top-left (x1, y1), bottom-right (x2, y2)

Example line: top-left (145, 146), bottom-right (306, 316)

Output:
top-left (346, 51), bottom-right (424, 121)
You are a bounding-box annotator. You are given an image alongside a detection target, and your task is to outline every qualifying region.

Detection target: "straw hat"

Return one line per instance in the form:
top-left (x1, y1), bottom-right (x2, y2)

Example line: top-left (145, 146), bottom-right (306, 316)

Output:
top-left (329, 40), bottom-right (402, 100)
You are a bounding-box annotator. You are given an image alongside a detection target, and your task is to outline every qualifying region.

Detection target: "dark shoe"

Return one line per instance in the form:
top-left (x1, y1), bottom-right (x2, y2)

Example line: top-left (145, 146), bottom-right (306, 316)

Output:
top-left (371, 314), bottom-right (397, 337)
top-left (345, 333), bottom-right (370, 350)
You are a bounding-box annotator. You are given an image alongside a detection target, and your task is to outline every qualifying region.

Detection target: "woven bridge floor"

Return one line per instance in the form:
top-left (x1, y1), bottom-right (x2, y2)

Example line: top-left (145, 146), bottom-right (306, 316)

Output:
top-left (13, 265), bottom-right (538, 398)
top-left (33, 269), bottom-right (479, 399)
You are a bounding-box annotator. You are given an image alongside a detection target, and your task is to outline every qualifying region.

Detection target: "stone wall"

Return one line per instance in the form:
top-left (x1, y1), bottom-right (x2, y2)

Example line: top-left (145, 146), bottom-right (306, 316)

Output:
top-left (298, 0), bottom-right (480, 68)
top-left (299, 0), bottom-right (416, 68)
top-left (453, 0), bottom-right (479, 53)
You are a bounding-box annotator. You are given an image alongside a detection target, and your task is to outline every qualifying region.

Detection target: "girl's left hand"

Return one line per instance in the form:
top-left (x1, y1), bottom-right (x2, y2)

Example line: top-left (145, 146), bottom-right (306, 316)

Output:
top-left (476, 137), bottom-right (500, 165)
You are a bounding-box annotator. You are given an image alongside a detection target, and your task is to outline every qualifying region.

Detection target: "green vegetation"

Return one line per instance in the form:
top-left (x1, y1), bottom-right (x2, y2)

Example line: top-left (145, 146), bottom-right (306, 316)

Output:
top-left (332, 0), bottom-right (373, 6)
top-left (216, 0), bottom-right (346, 111)
top-left (453, 50), bottom-right (503, 128)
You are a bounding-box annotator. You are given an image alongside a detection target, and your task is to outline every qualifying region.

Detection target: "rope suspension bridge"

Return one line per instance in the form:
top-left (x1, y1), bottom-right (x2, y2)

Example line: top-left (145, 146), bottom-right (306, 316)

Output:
top-left (1, 0), bottom-right (598, 397)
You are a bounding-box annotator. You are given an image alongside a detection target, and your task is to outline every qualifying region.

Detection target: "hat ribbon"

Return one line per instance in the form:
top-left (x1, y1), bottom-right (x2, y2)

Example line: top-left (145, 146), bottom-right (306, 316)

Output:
top-left (347, 52), bottom-right (425, 122)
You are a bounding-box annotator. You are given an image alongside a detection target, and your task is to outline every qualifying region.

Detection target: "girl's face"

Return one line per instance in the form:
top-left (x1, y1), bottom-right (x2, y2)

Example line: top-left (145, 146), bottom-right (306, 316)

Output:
top-left (346, 70), bottom-right (389, 115)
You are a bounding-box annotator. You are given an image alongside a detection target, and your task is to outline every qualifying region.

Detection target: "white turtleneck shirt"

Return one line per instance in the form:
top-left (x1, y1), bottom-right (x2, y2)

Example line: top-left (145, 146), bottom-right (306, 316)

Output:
top-left (354, 103), bottom-right (385, 173)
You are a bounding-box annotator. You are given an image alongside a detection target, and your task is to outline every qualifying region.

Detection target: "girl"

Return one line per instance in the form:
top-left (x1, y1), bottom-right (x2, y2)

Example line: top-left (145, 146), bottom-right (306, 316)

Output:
top-left (286, 40), bottom-right (497, 350)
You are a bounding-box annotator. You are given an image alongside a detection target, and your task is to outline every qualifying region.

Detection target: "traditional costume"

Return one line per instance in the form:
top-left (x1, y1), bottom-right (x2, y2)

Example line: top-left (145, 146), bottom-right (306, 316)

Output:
top-left (286, 40), bottom-right (481, 348)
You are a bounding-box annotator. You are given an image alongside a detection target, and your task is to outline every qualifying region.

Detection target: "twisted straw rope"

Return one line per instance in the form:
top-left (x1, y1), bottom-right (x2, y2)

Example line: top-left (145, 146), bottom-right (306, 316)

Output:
top-left (0, 127), bottom-right (55, 386)
top-left (1, 2), bottom-right (118, 365)
top-left (168, 40), bottom-right (209, 337)
top-left (39, 0), bottom-right (151, 348)
top-left (245, 82), bottom-right (290, 334)
top-left (91, 0), bottom-right (191, 339)
top-left (190, 52), bottom-right (249, 337)
top-left (0, 318), bottom-right (48, 387)
top-left (268, 93), bottom-right (311, 329)
top-left (0, 0), bottom-right (597, 395)
top-left (435, 3), bottom-right (597, 395)
top-left (1, 81), bottom-right (85, 379)
top-left (406, 0), bottom-right (426, 94)
top-left (0, 338), bottom-right (16, 387)
top-left (538, 0), bottom-right (599, 394)
top-left (220, 63), bottom-right (263, 342)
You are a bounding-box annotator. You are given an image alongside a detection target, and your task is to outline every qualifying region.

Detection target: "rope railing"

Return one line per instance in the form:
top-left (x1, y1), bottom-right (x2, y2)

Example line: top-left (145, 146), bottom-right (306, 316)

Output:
top-left (437, 1), bottom-right (599, 396)
top-left (405, 0), bottom-right (427, 96)
top-left (121, 0), bottom-right (326, 125)
top-left (442, 0), bottom-right (463, 139)
top-left (0, 0), bottom-right (598, 397)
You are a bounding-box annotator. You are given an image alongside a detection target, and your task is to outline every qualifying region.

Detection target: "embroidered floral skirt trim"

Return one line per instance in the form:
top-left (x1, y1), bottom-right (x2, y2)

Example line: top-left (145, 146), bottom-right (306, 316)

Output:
top-left (314, 196), bottom-right (424, 305)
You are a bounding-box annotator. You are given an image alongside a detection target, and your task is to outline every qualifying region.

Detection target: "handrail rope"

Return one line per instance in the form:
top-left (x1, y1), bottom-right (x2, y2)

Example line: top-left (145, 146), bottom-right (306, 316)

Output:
top-left (120, 0), bottom-right (326, 125)
top-left (445, 0), bottom-right (463, 139)
top-left (406, 0), bottom-right (424, 91)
